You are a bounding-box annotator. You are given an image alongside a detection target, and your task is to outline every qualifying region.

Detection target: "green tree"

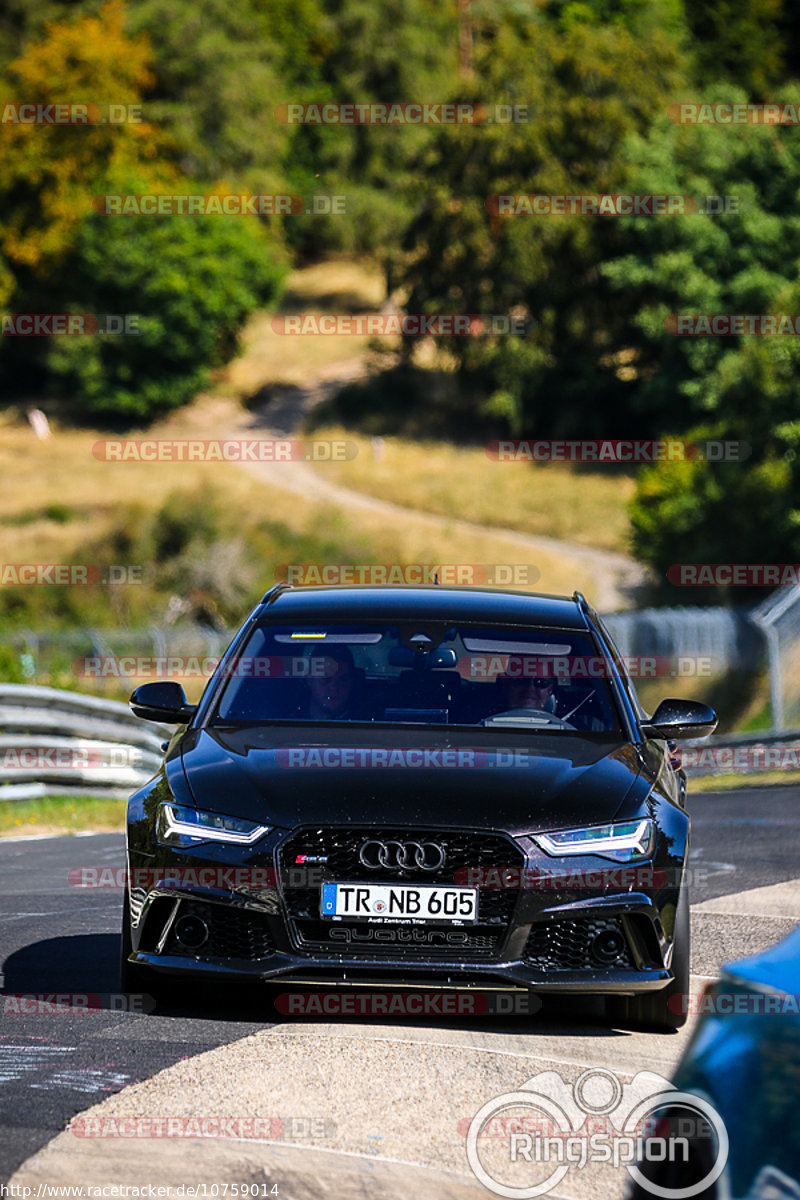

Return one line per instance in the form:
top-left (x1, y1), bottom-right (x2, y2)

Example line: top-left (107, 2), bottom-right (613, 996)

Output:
top-left (45, 181), bottom-right (286, 419)
top-left (0, 1), bottom-right (286, 419)
top-left (399, 9), bottom-right (686, 435)
top-left (599, 83), bottom-right (800, 434)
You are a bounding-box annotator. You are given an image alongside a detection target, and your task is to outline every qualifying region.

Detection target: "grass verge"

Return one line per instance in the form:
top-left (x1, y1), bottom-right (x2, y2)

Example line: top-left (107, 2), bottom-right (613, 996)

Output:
top-left (0, 795), bottom-right (127, 838)
top-left (688, 771), bottom-right (800, 793)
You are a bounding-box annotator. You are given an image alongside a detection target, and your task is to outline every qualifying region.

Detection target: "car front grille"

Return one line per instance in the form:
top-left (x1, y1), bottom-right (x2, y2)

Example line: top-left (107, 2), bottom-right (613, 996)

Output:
top-left (278, 827), bottom-right (523, 960)
top-left (523, 916), bottom-right (633, 971)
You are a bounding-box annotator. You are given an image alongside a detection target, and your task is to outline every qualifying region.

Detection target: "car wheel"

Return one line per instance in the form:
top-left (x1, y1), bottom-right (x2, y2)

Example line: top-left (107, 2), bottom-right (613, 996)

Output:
top-left (119, 889), bottom-right (177, 1010)
top-left (607, 884), bottom-right (690, 1031)
top-left (627, 1110), bottom-right (719, 1198)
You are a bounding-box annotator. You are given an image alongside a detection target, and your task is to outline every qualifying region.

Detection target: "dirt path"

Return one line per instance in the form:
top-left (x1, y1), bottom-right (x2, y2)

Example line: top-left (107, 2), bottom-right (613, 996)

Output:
top-left (219, 362), bottom-right (649, 611)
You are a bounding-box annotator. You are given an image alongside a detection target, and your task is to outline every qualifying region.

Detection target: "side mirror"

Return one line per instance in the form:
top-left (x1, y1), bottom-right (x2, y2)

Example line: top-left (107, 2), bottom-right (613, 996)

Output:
top-left (640, 698), bottom-right (717, 742)
top-left (130, 681), bottom-right (197, 725)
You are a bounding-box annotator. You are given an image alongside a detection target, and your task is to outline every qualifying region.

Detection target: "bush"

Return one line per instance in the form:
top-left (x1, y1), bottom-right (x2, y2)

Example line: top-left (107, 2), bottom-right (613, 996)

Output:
top-left (45, 185), bottom-right (286, 422)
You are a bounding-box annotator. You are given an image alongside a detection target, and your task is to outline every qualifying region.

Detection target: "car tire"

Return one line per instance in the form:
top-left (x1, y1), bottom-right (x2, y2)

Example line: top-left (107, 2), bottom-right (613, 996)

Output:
top-left (607, 884), bottom-right (690, 1032)
top-left (119, 889), bottom-right (177, 1010)
top-left (626, 1107), bottom-right (719, 1198)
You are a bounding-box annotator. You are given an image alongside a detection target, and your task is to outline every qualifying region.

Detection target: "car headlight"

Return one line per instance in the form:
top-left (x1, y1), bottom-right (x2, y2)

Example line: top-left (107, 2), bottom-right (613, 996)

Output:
top-left (533, 819), bottom-right (654, 862)
top-left (156, 803), bottom-right (270, 846)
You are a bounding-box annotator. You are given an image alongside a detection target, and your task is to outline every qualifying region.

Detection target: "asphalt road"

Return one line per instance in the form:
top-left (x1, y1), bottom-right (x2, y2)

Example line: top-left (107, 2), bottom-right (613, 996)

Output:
top-left (2, 783), bottom-right (799, 1188)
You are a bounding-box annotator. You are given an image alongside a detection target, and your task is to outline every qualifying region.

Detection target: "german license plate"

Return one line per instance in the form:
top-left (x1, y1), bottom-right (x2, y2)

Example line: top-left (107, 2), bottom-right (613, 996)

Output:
top-left (321, 882), bottom-right (478, 922)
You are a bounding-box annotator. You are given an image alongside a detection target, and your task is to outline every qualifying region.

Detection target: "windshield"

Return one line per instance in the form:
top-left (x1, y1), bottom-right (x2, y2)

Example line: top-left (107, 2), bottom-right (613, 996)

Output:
top-left (210, 623), bottom-right (623, 733)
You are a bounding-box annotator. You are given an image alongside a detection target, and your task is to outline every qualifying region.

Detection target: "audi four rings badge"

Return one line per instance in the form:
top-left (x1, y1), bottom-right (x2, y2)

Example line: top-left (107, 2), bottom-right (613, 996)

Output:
top-left (358, 839), bottom-right (446, 871)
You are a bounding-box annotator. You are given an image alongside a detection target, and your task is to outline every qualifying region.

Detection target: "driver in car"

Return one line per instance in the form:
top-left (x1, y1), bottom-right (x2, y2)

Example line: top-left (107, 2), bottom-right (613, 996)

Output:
top-left (306, 645), bottom-right (359, 719)
top-left (499, 673), bottom-right (557, 713)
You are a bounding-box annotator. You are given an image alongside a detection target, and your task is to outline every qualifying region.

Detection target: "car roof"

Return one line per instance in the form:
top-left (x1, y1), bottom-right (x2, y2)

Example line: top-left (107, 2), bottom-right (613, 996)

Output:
top-left (256, 584), bottom-right (591, 631)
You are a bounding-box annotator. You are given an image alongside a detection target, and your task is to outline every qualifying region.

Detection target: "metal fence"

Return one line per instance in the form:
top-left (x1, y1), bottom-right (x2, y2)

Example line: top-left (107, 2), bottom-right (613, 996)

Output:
top-left (750, 587), bottom-right (800, 732)
top-left (602, 605), bottom-right (762, 675)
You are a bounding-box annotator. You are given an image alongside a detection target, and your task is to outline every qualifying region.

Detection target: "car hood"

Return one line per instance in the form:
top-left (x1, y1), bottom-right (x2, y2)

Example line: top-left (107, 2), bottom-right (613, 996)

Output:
top-left (179, 725), bottom-right (648, 834)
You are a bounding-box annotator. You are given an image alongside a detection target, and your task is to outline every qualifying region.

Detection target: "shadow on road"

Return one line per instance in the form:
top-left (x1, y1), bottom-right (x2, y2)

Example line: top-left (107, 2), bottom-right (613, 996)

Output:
top-left (1, 937), bottom-right (645, 1037)
top-left (3, 933), bottom-right (119, 995)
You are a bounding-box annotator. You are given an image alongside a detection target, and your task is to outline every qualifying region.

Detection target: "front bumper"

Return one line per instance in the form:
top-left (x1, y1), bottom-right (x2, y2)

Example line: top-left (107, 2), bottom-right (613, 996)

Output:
top-left (125, 822), bottom-right (680, 996)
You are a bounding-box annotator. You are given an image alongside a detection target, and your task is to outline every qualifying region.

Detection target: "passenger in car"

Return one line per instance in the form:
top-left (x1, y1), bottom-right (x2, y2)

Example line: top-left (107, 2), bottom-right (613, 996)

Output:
top-left (306, 646), bottom-right (361, 719)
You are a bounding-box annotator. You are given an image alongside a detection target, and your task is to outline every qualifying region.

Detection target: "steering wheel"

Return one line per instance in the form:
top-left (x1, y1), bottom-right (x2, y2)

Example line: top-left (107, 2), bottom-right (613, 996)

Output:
top-left (481, 707), bottom-right (576, 730)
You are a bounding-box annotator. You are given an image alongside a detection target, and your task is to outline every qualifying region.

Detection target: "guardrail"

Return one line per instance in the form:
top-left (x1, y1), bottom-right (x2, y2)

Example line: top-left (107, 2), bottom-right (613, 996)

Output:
top-left (0, 684), bottom-right (171, 800)
top-left (678, 727), bottom-right (800, 777)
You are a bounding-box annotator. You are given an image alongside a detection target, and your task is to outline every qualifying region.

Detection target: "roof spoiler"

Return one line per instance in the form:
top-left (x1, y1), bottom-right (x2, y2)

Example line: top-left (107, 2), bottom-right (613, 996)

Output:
top-left (259, 581), bottom-right (294, 605)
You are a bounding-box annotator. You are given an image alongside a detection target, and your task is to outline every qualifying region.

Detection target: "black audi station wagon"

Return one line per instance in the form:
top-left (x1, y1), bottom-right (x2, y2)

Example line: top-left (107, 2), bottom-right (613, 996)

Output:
top-left (121, 585), bottom-right (716, 1030)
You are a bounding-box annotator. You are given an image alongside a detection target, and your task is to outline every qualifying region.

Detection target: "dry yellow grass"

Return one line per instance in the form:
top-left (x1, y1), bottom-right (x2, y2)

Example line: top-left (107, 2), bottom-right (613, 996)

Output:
top-left (0, 395), bottom-right (606, 622)
top-left (303, 426), bottom-right (636, 554)
top-left (224, 258), bottom-right (390, 394)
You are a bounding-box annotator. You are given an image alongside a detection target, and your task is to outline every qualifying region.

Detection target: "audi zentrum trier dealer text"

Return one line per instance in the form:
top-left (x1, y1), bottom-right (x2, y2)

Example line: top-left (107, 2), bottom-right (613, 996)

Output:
top-left (121, 585), bottom-right (716, 1030)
